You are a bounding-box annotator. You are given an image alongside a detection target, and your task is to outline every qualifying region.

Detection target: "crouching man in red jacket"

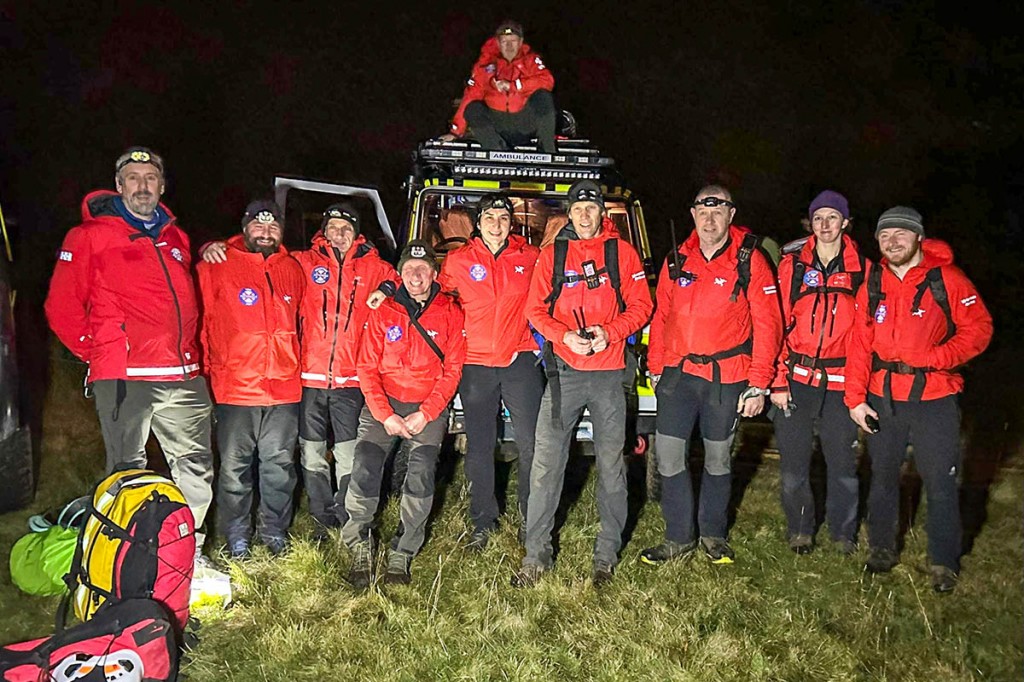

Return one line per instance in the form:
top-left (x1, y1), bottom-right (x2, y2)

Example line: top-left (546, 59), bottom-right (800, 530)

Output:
top-left (846, 206), bottom-right (992, 593)
top-left (343, 241), bottom-right (466, 589)
top-left (197, 200), bottom-right (305, 558)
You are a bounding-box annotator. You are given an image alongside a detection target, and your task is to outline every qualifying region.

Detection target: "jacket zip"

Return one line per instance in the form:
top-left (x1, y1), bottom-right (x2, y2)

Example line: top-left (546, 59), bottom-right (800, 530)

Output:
top-left (325, 248), bottom-right (344, 382)
top-left (150, 239), bottom-right (187, 373)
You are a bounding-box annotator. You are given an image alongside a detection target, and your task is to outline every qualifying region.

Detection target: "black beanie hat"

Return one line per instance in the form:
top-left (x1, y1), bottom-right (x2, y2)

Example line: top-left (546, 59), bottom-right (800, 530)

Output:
top-left (321, 203), bottom-right (360, 235)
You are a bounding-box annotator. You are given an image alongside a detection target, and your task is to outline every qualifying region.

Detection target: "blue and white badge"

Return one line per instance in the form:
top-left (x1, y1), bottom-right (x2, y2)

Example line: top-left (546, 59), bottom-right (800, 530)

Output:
top-left (238, 288), bottom-right (259, 306)
top-left (311, 266), bottom-right (330, 285)
top-left (874, 303), bottom-right (888, 324)
top-left (170, 247), bottom-right (184, 263)
top-left (563, 269), bottom-right (579, 288)
top-left (386, 325), bottom-right (403, 342)
top-left (469, 264), bottom-right (487, 281)
top-left (803, 269), bottom-right (822, 287)
top-left (677, 276), bottom-right (694, 288)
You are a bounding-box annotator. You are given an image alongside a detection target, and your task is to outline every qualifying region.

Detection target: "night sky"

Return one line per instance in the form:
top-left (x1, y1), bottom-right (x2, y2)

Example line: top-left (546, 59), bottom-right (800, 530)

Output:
top-left (1, 1), bottom-right (1021, 419)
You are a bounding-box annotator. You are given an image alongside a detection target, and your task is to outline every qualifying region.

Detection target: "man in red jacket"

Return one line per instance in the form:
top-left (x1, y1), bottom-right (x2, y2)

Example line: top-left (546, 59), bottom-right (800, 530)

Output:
top-left (343, 241), bottom-right (466, 588)
top-left (846, 207), bottom-right (992, 593)
top-left (512, 180), bottom-right (653, 588)
top-left (441, 20), bottom-right (557, 153)
top-left (642, 185), bottom-right (782, 566)
top-left (197, 200), bottom-right (305, 558)
top-left (771, 190), bottom-right (867, 556)
top-left (438, 193), bottom-right (543, 551)
top-left (202, 203), bottom-right (396, 537)
top-left (45, 147), bottom-right (214, 561)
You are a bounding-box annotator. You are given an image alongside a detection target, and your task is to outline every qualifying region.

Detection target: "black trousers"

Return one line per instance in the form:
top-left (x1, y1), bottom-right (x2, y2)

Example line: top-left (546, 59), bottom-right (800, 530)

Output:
top-left (773, 381), bottom-right (859, 543)
top-left (464, 90), bottom-right (557, 153)
top-left (459, 353), bottom-right (544, 533)
top-left (865, 394), bottom-right (962, 571)
top-left (298, 386), bottom-right (364, 526)
top-left (215, 403), bottom-right (299, 542)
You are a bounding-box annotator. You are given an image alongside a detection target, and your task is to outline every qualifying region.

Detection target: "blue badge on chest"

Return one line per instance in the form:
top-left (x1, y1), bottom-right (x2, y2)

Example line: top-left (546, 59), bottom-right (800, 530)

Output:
top-left (875, 303), bottom-right (888, 324)
top-left (239, 288), bottom-right (259, 306)
top-left (469, 264), bottom-right (487, 281)
top-left (386, 325), bottom-right (403, 342)
top-left (803, 269), bottom-right (822, 287)
top-left (563, 269), bottom-right (579, 288)
top-left (311, 266), bottom-right (330, 285)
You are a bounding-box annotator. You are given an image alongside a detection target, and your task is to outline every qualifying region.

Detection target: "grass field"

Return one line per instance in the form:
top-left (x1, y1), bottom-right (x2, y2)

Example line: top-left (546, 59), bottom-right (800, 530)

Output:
top-left (1, 352), bottom-right (1021, 681)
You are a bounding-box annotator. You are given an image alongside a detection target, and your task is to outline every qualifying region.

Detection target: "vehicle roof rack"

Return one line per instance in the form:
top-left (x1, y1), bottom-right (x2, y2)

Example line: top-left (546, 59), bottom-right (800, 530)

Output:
top-left (415, 138), bottom-right (622, 184)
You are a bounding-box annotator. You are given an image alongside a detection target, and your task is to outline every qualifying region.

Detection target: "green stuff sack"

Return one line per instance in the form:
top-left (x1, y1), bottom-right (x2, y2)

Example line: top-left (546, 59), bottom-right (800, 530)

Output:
top-left (10, 526), bottom-right (79, 596)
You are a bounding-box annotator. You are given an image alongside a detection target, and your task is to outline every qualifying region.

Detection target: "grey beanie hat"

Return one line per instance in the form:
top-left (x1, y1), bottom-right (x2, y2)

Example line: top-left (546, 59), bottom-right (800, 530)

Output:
top-left (875, 206), bottom-right (924, 238)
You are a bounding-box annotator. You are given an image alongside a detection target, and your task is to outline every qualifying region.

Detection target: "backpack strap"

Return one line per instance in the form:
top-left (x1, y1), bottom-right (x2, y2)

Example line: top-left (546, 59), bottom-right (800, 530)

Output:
top-left (867, 261), bottom-right (885, 316)
top-left (409, 311), bottom-right (445, 362)
top-left (603, 237), bottom-right (625, 313)
top-left (544, 239), bottom-right (570, 315)
top-left (730, 233), bottom-right (761, 302)
top-left (912, 267), bottom-right (956, 344)
top-left (849, 250), bottom-right (866, 293)
top-left (789, 260), bottom-right (806, 310)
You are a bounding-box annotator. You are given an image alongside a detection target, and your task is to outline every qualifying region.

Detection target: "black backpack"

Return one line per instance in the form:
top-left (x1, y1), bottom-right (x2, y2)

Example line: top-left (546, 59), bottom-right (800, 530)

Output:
top-left (543, 236), bottom-right (625, 314)
top-left (867, 263), bottom-right (955, 343)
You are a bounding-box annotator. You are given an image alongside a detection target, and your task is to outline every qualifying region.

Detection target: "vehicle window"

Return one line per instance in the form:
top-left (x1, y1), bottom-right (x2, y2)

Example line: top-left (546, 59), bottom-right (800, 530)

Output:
top-left (280, 189), bottom-right (393, 260)
top-left (416, 191), bottom-right (633, 257)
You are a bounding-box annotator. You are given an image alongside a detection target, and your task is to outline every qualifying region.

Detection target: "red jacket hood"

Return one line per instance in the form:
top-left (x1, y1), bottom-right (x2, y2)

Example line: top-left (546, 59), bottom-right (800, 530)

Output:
top-left (878, 238), bottom-right (954, 270)
top-left (81, 189), bottom-right (177, 223)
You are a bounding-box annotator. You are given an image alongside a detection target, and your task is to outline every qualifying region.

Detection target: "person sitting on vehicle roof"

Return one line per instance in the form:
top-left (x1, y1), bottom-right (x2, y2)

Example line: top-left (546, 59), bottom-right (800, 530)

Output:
top-left (440, 20), bottom-right (557, 154)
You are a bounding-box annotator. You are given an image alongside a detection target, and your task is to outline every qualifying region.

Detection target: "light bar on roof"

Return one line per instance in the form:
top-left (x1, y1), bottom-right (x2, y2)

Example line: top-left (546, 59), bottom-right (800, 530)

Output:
top-left (451, 164), bottom-right (601, 180)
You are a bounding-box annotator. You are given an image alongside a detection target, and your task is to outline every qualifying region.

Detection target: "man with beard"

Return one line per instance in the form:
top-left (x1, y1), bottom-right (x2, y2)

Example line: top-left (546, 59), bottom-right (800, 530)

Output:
top-left (197, 200), bottom-right (305, 557)
top-left (46, 146), bottom-right (215, 566)
top-left (771, 191), bottom-right (868, 556)
top-left (642, 185), bottom-right (782, 566)
top-left (343, 241), bottom-right (466, 588)
top-left (846, 207), bottom-right (992, 593)
top-left (438, 193), bottom-right (543, 551)
top-left (512, 180), bottom-right (653, 588)
top-left (441, 20), bottom-right (557, 153)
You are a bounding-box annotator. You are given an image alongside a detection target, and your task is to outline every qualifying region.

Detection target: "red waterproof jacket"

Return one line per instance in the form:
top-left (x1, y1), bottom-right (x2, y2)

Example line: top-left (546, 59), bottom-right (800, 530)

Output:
top-left (844, 239), bottom-right (992, 407)
top-left (527, 221), bottom-right (653, 371)
top-left (45, 190), bottom-right (201, 382)
top-left (450, 37), bottom-right (555, 136)
top-left (648, 225), bottom-right (782, 388)
top-left (358, 285), bottom-right (467, 423)
top-left (292, 233), bottom-right (396, 390)
top-left (197, 235), bottom-right (304, 406)
top-left (774, 234), bottom-right (870, 392)
top-left (438, 234), bottom-right (539, 366)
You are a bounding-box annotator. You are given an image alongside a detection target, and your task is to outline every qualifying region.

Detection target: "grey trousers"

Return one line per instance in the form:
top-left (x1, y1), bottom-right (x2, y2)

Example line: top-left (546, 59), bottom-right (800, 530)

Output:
top-left (93, 377), bottom-right (214, 538)
top-left (342, 400), bottom-right (448, 557)
top-left (298, 386), bottom-right (364, 527)
top-left (523, 362), bottom-right (627, 568)
top-left (215, 403), bottom-right (299, 542)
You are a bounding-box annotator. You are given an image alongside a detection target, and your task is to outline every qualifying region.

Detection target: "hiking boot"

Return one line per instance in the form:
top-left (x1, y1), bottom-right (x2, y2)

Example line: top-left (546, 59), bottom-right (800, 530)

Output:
top-left (788, 534), bottom-right (814, 555)
top-left (639, 540), bottom-right (697, 565)
top-left (311, 522), bottom-right (337, 544)
top-left (384, 550), bottom-right (413, 585)
top-left (865, 547), bottom-right (899, 574)
top-left (346, 541), bottom-right (374, 590)
top-left (263, 535), bottom-right (289, 557)
top-left (701, 537), bottom-right (735, 564)
top-left (510, 563), bottom-right (546, 588)
top-left (592, 561), bottom-right (615, 588)
top-left (833, 539), bottom-right (857, 556)
top-left (465, 528), bottom-right (490, 553)
top-left (930, 565), bottom-right (958, 594)
top-left (227, 537), bottom-right (250, 560)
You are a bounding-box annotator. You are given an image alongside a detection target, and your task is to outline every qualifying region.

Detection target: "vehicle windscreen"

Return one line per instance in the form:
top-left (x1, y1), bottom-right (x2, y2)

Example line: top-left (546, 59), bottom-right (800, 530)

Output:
top-left (415, 190), bottom-right (634, 258)
top-left (280, 189), bottom-right (396, 261)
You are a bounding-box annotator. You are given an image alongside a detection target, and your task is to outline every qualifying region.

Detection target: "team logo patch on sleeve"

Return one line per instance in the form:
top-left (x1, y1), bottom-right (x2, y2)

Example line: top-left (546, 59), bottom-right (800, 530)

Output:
top-left (874, 303), bottom-right (888, 324)
top-left (802, 269), bottom-right (822, 287)
top-left (386, 325), bottom-right (403, 342)
top-left (238, 288), bottom-right (259, 306)
top-left (170, 247), bottom-right (184, 262)
top-left (469, 264), bottom-right (488, 281)
top-left (311, 266), bottom-right (330, 284)
top-left (59, 250), bottom-right (73, 262)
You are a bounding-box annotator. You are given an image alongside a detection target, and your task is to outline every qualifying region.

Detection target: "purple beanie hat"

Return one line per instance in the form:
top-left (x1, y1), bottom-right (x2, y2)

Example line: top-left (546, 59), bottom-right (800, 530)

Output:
top-left (808, 190), bottom-right (850, 221)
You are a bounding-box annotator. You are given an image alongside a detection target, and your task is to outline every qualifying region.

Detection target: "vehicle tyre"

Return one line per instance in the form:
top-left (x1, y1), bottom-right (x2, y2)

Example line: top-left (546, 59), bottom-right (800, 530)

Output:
top-left (0, 426), bottom-right (33, 512)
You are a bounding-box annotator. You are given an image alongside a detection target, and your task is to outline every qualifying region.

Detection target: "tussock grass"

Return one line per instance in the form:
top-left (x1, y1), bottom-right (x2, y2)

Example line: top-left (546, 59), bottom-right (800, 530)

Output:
top-left (1, 355), bottom-right (1021, 680)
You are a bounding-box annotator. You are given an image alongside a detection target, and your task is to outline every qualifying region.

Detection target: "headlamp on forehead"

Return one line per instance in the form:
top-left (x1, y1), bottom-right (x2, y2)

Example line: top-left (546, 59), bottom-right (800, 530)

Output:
top-left (693, 196), bottom-right (735, 209)
top-left (325, 208), bottom-right (357, 225)
top-left (115, 146), bottom-right (164, 174)
top-left (479, 197), bottom-right (514, 214)
top-left (574, 188), bottom-right (602, 203)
